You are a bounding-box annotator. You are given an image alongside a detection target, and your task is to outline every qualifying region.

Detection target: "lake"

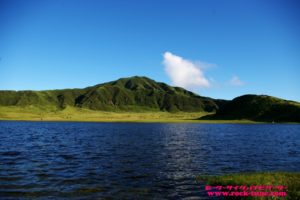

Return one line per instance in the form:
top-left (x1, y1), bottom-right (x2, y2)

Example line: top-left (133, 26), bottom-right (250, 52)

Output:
top-left (0, 121), bottom-right (299, 199)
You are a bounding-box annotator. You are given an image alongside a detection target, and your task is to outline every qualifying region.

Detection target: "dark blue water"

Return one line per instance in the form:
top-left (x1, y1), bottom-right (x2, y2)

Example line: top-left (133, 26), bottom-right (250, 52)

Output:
top-left (0, 121), bottom-right (299, 199)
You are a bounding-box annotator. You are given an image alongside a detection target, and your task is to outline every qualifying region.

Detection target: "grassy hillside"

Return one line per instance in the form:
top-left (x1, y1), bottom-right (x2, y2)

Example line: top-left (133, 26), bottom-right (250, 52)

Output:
top-left (0, 76), bottom-right (219, 112)
top-left (1, 77), bottom-right (299, 122)
top-left (0, 106), bottom-right (212, 122)
top-left (0, 105), bottom-right (260, 123)
top-left (202, 95), bottom-right (300, 123)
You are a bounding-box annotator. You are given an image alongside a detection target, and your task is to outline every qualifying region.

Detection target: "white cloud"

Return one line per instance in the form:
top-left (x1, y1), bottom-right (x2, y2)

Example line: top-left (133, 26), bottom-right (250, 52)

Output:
top-left (163, 52), bottom-right (210, 89)
top-left (229, 75), bottom-right (244, 86)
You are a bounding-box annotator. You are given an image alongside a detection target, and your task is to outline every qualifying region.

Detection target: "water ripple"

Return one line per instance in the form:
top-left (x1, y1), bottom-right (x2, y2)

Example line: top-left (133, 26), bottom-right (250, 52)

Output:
top-left (0, 121), bottom-right (299, 199)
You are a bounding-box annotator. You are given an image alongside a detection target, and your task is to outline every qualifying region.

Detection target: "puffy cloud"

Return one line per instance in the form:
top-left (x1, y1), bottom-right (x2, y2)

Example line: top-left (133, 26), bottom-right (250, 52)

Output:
top-left (163, 52), bottom-right (210, 89)
top-left (229, 75), bottom-right (244, 86)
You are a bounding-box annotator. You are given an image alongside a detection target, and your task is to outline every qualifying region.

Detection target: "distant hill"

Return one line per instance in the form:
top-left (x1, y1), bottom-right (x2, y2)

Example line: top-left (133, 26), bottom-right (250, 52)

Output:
top-left (0, 76), bottom-right (219, 112)
top-left (202, 94), bottom-right (300, 122)
top-left (1, 77), bottom-right (299, 122)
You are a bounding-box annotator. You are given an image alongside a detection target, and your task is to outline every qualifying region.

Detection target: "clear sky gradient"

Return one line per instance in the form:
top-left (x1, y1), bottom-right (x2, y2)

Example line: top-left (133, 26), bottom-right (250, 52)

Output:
top-left (0, 0), bottom-right (299, 101)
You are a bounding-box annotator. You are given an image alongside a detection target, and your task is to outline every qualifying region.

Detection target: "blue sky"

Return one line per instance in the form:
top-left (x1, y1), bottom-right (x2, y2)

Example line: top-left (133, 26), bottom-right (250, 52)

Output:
top-left (0, 0), bottom-right (299, 101)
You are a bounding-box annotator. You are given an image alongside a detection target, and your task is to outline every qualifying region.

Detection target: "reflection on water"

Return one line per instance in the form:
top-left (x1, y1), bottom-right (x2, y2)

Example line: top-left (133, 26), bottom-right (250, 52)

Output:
top-left (0, 121), bottom-right (299, 199)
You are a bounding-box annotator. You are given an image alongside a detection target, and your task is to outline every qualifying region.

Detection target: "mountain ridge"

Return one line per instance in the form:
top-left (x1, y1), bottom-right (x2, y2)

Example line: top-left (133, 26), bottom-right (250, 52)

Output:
top-left (0, 76), bottom-right (299, 122)
top-left (0, 76), bottom-right (220, 112)
top-left (203, 94), bottom-right (300, 122)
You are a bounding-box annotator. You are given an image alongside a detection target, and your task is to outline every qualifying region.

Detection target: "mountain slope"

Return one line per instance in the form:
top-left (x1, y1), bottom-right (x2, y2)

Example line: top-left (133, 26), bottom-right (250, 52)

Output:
top-left (202, 94), bottom-right (300, 122)
top-left (1, 77), bottom-right (299, 122)
top-left (0, 76), bottom-right (219, 112)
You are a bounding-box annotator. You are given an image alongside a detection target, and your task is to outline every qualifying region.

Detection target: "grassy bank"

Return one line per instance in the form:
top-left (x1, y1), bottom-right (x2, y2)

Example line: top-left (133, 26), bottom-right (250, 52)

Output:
top-left (0, 106), bottom-right (259, 123)
top-left (197, 172), bottom-right (300, 199)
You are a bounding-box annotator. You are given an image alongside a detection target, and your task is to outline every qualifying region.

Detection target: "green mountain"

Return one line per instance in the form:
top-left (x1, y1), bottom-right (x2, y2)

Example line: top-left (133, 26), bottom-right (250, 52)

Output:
top-left (0, 76), bottom-right (219, 112)
top-left (1, 77), bottom-right (299, 122)
top-left (202, 94), bottom-right (300, 122)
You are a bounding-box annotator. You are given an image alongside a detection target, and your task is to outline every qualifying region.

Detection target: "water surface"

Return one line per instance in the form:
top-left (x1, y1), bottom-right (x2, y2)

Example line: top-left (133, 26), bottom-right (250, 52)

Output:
top-left (0, 121), bottom-right (299, 199)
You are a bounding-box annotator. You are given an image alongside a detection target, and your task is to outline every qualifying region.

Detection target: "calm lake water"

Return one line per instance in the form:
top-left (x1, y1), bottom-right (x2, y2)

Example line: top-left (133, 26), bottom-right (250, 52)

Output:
top-left (0, 121), bottom-right (299, 199)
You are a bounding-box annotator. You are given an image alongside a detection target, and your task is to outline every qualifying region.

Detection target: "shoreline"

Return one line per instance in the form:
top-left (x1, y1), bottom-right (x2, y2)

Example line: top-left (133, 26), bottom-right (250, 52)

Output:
top-left (197, 172), bottom-right (300, 199)
top-left (1, 118), bottom-right (298, 124)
